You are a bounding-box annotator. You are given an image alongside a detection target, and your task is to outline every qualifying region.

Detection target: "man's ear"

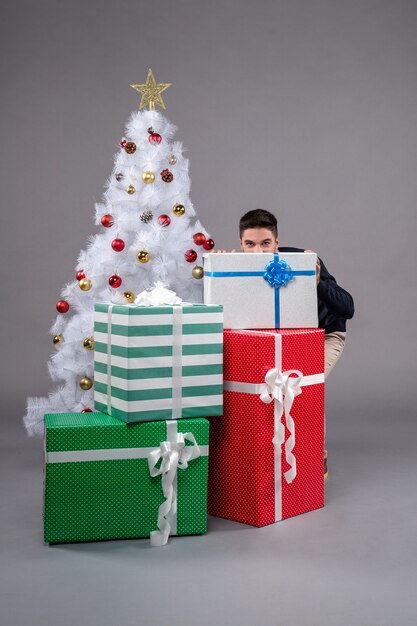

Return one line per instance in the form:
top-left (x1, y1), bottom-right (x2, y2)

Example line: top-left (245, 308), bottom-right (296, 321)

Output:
top-left (239, 239), bottom-right (244, 251)
top-left (275, 239), bottom-right (279, 251)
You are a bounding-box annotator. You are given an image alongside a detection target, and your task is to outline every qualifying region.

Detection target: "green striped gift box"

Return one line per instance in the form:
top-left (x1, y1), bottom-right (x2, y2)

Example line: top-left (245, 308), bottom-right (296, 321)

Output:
top-left (44, 413), bottom-right (209, 544)
top-left (94, 303), bottom-right (223, 423)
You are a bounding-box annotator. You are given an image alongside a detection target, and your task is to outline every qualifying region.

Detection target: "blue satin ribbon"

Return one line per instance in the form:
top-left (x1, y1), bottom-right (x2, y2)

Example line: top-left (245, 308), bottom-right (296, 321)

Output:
top-left (205, 253), bottom-right (315, 327)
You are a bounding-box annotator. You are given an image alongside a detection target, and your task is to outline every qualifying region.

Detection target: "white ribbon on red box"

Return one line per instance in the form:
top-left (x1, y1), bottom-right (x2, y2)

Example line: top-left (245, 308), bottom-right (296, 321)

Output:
top-left (223, 331), bottom-right (324, 522)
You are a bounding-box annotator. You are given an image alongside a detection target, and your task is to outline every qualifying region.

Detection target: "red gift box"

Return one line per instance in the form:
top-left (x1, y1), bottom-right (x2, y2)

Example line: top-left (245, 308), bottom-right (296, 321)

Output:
top-left (208, 328), bottom-right (325, 527)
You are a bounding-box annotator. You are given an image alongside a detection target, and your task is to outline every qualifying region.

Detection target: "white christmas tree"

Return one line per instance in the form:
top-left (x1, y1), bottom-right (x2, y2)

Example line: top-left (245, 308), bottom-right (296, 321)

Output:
top-left (24, 70), bottom-right (215, 436)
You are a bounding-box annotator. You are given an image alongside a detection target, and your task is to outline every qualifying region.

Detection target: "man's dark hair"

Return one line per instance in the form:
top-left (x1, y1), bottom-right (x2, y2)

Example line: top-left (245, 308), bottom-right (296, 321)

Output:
top-left (239, 209), bottom-right (278, 239)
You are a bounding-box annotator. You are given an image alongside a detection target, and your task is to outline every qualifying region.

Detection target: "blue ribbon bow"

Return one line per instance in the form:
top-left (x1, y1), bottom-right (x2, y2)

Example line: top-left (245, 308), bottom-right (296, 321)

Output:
top-left (263, 257), bottom-right (295, 288)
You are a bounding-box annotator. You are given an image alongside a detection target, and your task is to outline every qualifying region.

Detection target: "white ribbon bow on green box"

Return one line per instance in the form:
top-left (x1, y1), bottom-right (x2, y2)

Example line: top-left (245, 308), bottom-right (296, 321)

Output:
top-left (148, 420), bottom-right (202, 546)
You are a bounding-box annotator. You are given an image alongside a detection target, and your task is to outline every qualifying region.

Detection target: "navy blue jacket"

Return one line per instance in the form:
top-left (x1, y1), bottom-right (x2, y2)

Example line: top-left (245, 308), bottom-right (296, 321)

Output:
top-left (279, 247), bottom-right (354, 334)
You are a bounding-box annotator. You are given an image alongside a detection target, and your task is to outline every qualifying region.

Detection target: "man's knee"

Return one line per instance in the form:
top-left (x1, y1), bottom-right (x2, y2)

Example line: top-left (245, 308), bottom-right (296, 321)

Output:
top-left (324, 332), bottom-right (346, 378)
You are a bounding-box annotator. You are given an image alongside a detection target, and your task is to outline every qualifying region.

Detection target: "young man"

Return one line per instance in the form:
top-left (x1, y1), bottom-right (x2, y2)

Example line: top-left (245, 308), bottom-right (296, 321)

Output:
top-left (218, 208), bottom-right (355, 477)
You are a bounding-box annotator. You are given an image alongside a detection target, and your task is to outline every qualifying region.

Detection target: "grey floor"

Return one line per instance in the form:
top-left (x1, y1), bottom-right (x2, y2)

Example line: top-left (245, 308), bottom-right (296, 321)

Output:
top-left (1, 406), bottom-right (416, 626)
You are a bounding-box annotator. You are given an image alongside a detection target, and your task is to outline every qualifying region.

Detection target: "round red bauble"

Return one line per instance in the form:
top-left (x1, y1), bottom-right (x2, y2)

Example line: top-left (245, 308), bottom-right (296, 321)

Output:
top-left (185, 249), bottom-right (198, 263)
top-left (101, 214), bottom-right (114, 228)
top-left (111, 238), bottom-right (125, 252)
top-left (56, 300), bottom-right (70, 314)
top-left (149, 131), bottom-right (162, 145)
top-left (193, 232), bottom-right (206, 246)
top-left (157, 214), bottom-right (171, 227)
top-left (81, 408), bottom-right (93, 413)
top-left (108, 274), bottom-right (122, 288)
top-left (203, 238), bottom-right (215, 250)
top-left (75, 269), bottom-right (85, 281)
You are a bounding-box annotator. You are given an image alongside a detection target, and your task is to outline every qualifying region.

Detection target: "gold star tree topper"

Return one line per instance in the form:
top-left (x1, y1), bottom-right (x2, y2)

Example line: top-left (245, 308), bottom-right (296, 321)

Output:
top-left (130, 69), bottom-right (172, 111)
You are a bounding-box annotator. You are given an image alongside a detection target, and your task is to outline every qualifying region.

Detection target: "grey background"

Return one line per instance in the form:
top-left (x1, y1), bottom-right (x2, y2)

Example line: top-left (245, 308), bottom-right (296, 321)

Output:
top-left (1, 1), bottom-right (417, 625)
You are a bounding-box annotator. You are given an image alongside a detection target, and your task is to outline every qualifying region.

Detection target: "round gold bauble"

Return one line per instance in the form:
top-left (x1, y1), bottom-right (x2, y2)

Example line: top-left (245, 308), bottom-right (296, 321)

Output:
top-left (137, 250), bottom-right (150, 263)
top-left (169, 155), bottom-right (177, 165)
top-left (79, 376), bottom-right (93, 391)
top-left (127, 184), bottom-right (136, 195)
top-left (53, 334), bottom-right (63, 345)
top-left (172, 203), bottom-right (185, 216)
top-left (142, 171), bottom-right (155, 184)
top-left (192, 265), bottom-right (204, 279)
top-left (83, 337), bottom-right (94, 351)
top-left (78, 277), bottom-right (92, 291)
top-left (123, 290), bottom-right (135, 303)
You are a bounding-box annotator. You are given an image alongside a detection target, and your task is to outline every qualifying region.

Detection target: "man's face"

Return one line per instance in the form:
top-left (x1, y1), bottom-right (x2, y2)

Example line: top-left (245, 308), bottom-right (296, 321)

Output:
top-left (240, 228), bottom-right (279, 253)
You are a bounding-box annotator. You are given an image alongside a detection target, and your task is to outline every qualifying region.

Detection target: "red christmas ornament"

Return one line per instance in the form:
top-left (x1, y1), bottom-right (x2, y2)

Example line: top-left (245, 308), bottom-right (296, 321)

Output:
top-left (81, 408), bottom-right (93, 413)
top-left (185, 249), bottom-right (198, 263)
top-left (56, 300), bottom-right (70, 314)
top-left (101, 214), bottom-right (114, 228)
top-left (203, 238), bottom-right (215, 250)
top-left (111, 238), bottom-right (125, 252)
top-left (108, 274), bottom-right (122, 288)
top-left (120, 138), bottom-right (127, 148)
top-left (75, 269), bottom-right (85, 281)
top-left (148, 127), bottom-right (162, 145)
top-left (193, 232), bottom-right (206, 246)
top-left (157, 214), bottom-right (171, 227)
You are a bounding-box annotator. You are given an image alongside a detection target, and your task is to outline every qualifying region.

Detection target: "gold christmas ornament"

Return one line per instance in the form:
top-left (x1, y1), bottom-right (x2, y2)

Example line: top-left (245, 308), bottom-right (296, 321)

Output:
top-left (137, 250), bottom-right (151, 263)
top-left (123, 291), bottom-right (135, 303)
top-left (172, 203), bottom-right (185, 216)
top-left (53, 334), bottom-right (63, 346)
top-left (169, 155), bottom-right (177, 165)
top-left (78, 277), bottom-right (92, 291)
top-left (83, 337), bottom-right (94, 351)
top-left (192, 265), bottom-right (204, 279)
top-left (130, 69), bottom-right (172, 111)
top-left (142, 171), bottom-right (155, 184)
top-left (79, 376), bottom-right (93, 391)
top-left (127, 184), bottom-right (136, 194)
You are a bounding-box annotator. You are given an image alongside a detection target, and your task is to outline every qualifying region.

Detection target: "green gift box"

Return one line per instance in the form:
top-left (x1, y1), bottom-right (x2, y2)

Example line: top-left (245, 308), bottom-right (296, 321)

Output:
top-left (93, 303), bottom-right (223, 422)
top-left (44, 413), bottom-right (209, 545)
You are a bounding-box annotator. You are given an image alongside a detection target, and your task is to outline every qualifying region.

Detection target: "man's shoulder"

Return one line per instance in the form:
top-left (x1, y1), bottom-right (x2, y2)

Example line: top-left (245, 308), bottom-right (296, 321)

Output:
top-left (280, 246), bottom-right (327, 271)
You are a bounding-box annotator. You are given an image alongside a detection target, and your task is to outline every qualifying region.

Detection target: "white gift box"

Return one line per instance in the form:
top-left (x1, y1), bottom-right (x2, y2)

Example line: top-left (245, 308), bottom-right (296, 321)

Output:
top-left (203, 252), bottom-right (318, 329)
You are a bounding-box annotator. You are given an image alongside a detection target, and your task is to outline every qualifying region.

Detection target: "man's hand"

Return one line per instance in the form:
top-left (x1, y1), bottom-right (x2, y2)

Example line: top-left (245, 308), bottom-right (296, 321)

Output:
top-left (304, 249), bottom-right (320, 285)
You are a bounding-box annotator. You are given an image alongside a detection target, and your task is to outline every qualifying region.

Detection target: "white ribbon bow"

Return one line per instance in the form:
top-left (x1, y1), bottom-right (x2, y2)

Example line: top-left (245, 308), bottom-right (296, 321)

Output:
top-left (259, 368), bottom-right (303, 484)
top-left (148, 432), bottom-right (201, 546)
top-left (135, 281), bottom-right (183, 306)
